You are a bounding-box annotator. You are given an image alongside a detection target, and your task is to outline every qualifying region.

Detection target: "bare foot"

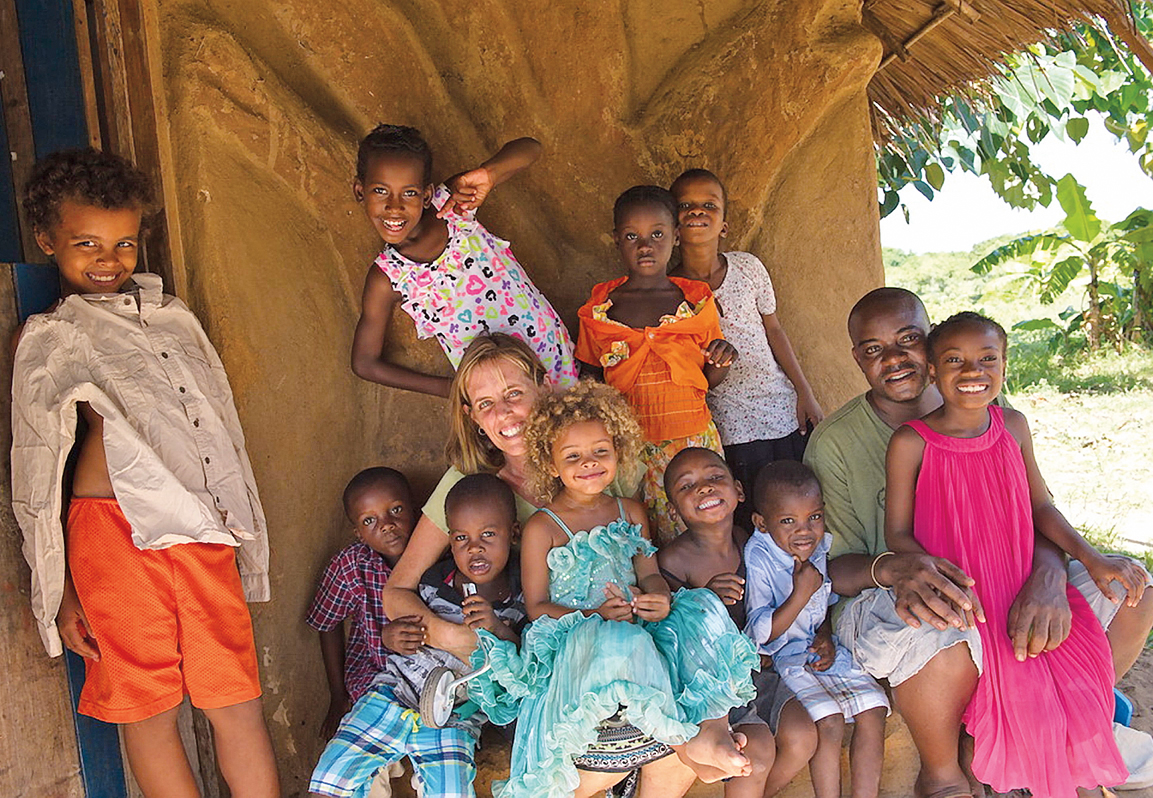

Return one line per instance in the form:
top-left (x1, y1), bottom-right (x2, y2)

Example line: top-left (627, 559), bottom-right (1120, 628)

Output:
top-left (680, 720), bottom-right (751, 782)
top-left (915, 770), bottom-right (975, 798)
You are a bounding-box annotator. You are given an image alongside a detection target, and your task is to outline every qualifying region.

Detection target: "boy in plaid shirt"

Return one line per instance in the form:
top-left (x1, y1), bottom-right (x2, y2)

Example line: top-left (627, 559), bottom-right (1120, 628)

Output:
top-left (308, 468), bottom-right (419, 738)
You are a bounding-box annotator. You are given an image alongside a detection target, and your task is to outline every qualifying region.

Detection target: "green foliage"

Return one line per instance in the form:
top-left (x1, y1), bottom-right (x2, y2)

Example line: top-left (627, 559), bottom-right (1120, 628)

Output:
top-left (966, 181), bottom-right (1153, 350)
top-left (876, 2), bottom-right (1153, 220)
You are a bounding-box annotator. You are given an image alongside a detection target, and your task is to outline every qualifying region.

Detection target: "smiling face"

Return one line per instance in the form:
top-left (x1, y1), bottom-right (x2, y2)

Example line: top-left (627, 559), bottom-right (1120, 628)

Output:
top-left (671, 175), bottom-right (727, 246)
top-left (549, 420), bottom-right (619, 497)
top-left (347, 482), bottom-right (415, 564)
top-left (446, 498), bottom-right (514, 585)
top-left (929, 323), bottom-right (1006, 410)
top-left (850, 298), bottom-right (932, 405)
top-left (614, 202), bottom-right (677, 277)
top-left (355, 151), bottom-right (433, 246)
top-left (35, 200), bottom-right (142, 294)
top-left (752, 483), bottom-right (825, 561)
top-left (665, 448), bottom-right (743, 530)
top-left (465, 358), bottom-right (545, 459)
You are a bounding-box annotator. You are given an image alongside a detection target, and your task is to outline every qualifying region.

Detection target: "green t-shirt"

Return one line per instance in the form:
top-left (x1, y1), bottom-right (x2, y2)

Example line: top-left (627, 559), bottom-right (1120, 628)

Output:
top-left (803, 394), bottom-right (893, 561)
top-left (422, 462), bottom-right (644, 535)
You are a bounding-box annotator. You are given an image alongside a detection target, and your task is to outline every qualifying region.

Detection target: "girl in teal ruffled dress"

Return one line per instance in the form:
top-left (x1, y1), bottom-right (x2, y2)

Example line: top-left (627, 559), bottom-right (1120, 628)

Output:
top-left (468, 380), bottom-right (758, 798)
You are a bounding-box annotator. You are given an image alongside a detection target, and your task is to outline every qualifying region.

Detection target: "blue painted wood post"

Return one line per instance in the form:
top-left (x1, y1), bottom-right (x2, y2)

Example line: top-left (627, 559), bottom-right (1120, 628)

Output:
top-left (6, 0), bottom-right (132, 792)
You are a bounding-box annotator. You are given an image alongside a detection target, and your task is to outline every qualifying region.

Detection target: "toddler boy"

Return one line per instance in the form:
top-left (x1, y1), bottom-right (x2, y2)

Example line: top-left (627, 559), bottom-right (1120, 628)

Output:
top-left (308, 467), bottom-right (418, 738)
top-left (309, 473), bottom-right (526, 798)
top-left (12, 148), bottom-right (278, 795)
top-left (745, 461), bottom-right (888, 798)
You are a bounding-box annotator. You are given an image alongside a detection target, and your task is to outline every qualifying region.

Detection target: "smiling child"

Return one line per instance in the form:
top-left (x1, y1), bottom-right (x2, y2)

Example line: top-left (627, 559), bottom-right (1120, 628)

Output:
top-left (745, 461), bottom-right (888, 798)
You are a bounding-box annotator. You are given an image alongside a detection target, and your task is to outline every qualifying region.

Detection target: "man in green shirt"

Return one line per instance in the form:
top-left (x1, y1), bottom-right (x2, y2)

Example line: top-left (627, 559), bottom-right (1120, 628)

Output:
top-left (805, 287), bottom-right (1153, 798)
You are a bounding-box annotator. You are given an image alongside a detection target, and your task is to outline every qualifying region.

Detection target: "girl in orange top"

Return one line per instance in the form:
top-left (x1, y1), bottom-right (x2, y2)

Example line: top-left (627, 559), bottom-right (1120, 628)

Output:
top-left (576, 185), bottom-right (737, 543)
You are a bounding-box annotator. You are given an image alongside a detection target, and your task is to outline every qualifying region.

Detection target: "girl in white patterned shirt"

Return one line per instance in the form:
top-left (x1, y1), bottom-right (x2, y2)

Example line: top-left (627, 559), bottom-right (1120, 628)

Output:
top-left (669, 169), bottom-right (823, 528)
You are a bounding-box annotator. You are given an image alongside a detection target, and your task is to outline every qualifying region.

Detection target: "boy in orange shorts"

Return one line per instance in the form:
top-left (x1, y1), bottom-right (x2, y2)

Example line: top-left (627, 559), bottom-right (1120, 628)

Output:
top-left (12, 148), bottom-right (279, 797)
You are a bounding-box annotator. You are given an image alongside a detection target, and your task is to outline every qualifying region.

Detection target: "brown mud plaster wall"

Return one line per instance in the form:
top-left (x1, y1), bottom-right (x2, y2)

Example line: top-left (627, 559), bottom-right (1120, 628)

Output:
top-left (151, 0), bottom-right (882, 791)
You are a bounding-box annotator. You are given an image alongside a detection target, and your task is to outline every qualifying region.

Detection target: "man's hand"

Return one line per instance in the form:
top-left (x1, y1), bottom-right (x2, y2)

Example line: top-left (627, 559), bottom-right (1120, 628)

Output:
top-left (704, 572), bottom-right (745, 606)
top-left (462, 595), bottom-right (500, 634)
top-left (808, 625), bottom-right (836, 672)
top-left (791, 557), bottom-right (824, 602)
top-left (632, 591), bottom-right (671, 622)
top-left (381, 615), bottom-right (426, 655)
top-left (1007, 559), bottom-right (1074, 661)
top-left (877, 552), bottom-right (985, 631)
top-left (321, 692), bottom-right (352, 740)
top-left (441, 167), bottom-right (494, 217)
top-left (57, 577), bottom-right (100, 660)
top-left (1084, 552), bottom-right (1148, 608)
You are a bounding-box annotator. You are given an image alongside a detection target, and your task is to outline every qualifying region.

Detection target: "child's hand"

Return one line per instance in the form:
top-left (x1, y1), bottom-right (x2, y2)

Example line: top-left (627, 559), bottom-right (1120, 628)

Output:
top-left (441, 167), bottom-right (494, 217)
top-left (807, 627), bottom-right (836, 672)
top-left (381, 615), bottom-right (426, 655)
top-left (596, 583), bottom-right (634, 622)
top-left (321, 692), bottom-right (352, 740)
top-left (702, 339), bottom-right (738, 368)
top-left (791, 557), bottom-right (823, 601)
top-left (796, 392), bottom-right (824, 434)
top-left (57, 577), bottom-right (100, 660)
top-left (631, 591), bottom-right (671, 622)
top-left (462, 595), bottom-right (500, 633)
top-left (705, 572), bottom-right (745, 605)
top-left (1084, 552), bottom-right (1149, 608)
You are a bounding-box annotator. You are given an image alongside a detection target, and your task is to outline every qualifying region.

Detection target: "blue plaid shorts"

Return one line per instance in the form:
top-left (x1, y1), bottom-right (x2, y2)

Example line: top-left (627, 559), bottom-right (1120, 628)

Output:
top-left (309, 685), bottom-right (477, 798)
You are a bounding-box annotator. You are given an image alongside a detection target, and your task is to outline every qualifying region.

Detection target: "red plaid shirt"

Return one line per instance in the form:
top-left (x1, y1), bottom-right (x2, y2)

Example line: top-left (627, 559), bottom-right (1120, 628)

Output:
top-left (306, 542), bottom-right (393, 701)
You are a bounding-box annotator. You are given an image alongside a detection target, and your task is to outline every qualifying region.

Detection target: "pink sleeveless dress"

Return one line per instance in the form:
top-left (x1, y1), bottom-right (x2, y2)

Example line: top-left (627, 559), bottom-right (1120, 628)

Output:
top-left (906, 406), bottom-right (1126, 797)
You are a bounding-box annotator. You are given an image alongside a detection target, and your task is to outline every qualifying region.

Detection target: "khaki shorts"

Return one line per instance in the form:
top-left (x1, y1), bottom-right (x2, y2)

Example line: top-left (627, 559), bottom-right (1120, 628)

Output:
top-left (835, 558), bottom-right (1151, 687)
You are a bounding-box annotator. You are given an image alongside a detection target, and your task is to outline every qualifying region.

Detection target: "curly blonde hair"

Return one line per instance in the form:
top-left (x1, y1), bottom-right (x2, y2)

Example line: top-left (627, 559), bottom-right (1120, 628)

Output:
top-left (524, 380), bottom-right (643, 503)
top-left (446, 334), bottom-right (549, 474)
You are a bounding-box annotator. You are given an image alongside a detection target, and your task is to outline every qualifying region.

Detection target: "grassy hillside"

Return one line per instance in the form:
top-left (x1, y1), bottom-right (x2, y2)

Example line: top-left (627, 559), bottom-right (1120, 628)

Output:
top-left (882, 242), bottom-right (1153, 566)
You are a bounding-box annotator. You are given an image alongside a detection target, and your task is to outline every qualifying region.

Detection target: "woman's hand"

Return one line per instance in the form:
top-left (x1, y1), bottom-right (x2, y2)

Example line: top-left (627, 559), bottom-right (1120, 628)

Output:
top-left (632, 590), bottom-right (671, 622)
top-left (1084, 552), bottom-right (1149, 608)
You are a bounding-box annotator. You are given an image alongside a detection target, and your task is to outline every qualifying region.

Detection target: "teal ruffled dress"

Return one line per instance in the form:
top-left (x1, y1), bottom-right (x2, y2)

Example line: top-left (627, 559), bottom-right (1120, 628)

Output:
top-left (469, 504), bottom-right (757, 798)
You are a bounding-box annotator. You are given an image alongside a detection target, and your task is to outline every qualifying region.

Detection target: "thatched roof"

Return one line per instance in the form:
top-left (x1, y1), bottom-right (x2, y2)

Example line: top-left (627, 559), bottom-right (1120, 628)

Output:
top-left (866, 0), bottom-right (1148, 140)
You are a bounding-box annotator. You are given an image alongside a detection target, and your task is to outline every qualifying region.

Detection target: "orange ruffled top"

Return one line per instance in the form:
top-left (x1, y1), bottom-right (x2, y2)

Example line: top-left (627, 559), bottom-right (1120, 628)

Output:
top-left (576, 276), bottom-right (722, 442)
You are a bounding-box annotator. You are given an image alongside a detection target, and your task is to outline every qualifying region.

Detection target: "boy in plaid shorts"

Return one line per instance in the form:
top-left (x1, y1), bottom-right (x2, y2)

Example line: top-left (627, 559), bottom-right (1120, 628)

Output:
top-left (744, 461), bottom-right (889, 798)
top-left (309, 474), bottom-right (526, 798)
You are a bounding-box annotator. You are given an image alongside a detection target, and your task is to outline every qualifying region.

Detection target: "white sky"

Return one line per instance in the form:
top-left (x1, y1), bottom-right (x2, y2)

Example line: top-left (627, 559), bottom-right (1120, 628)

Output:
top-left (880, 114), bottom-right (1153, 253)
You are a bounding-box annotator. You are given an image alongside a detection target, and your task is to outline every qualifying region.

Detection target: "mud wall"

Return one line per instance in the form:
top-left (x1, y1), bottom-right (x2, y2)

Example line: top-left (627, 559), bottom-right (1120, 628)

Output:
top-left (150, 1), bottom-right (882, 792)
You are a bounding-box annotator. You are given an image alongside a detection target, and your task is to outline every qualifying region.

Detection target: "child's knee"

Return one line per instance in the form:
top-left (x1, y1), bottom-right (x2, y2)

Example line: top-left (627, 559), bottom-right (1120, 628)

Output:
top-left (854, 706), bottom-right (887, 732)
top-left (737, 724), bottom-right (775, 777)
top-left (777, 704), bottom-right (819, 761)
top-left (814, 714), bottom-right (845, 746)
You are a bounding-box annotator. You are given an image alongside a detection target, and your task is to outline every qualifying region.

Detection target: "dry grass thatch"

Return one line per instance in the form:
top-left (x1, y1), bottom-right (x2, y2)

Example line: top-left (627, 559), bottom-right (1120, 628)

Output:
top-left (866, 0), bottom-right (1139, 140)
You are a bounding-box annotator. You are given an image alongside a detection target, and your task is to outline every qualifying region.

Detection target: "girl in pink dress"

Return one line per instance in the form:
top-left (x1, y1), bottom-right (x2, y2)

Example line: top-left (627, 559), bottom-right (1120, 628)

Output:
top-left (884, 312), bottom-right (1143, 798)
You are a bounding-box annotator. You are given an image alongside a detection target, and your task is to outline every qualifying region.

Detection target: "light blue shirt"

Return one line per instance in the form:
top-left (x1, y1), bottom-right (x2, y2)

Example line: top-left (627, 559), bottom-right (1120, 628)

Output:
top-left (744, 532), bottom-right (840, 667)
